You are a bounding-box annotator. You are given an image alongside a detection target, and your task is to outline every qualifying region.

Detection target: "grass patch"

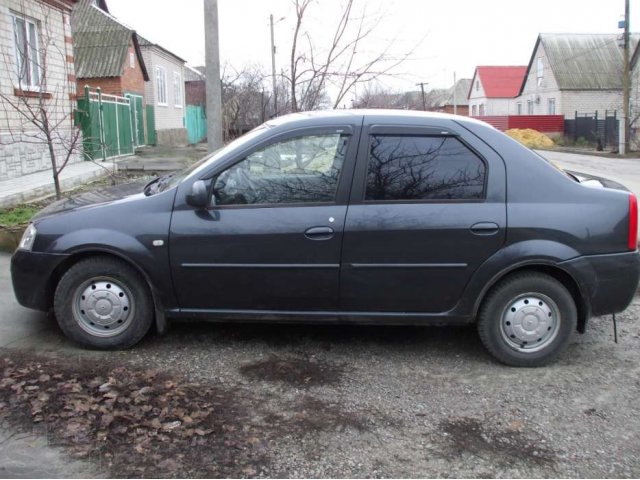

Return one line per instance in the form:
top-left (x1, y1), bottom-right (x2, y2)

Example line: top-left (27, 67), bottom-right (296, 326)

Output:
top-left (0, 205), bottom-right (40, 226)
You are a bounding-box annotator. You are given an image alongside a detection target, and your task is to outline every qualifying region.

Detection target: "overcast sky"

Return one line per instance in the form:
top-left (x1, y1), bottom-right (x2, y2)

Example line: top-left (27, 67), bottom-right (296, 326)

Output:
top-left (107, 0), bottom-right (637, 99)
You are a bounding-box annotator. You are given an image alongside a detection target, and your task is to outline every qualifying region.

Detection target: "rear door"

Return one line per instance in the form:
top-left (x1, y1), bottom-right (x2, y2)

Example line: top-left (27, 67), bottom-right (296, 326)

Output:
top-left (339, 118), bottom-right (507, 313)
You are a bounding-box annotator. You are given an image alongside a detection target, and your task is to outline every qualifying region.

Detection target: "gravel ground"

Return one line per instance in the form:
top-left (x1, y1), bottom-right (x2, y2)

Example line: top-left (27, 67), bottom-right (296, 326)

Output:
top-left (2, 294), bottom-right (640, 478)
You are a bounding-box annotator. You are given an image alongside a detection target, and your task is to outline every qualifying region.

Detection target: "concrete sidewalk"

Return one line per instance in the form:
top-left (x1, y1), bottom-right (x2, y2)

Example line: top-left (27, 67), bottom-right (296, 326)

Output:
top-left (0, 144), bottom-right (204, 209)
top-left (0, 160), bottom-right (115, 209)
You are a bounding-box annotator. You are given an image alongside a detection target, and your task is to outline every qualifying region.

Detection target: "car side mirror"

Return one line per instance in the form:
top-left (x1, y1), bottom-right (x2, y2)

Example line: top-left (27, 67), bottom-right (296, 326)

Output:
top-left (186, 180), bottom-right (209, 208)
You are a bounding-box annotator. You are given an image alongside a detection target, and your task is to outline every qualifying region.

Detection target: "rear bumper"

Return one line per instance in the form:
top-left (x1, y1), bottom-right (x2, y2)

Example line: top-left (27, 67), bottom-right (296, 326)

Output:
top-left (561, 251), bottom-right (640, 317)
top-left (11, 250), bottom-right (69, 311)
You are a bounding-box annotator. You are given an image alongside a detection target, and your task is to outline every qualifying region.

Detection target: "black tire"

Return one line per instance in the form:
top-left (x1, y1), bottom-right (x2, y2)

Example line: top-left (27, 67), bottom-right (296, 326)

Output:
top-left (53, 256), bottom-right (153, 349)
top-left (477, 272), bottom-right (577, 367)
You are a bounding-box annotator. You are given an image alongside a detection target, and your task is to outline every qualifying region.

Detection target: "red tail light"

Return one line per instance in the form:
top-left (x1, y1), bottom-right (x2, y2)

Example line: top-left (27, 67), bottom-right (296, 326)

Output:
top-left (629, 193), bottom-right (638, 250)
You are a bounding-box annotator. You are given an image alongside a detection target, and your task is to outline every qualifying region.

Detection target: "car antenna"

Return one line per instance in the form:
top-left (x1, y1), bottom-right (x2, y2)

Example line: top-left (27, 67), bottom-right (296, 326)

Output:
top-left (612, 313), bottom-right (618, 344)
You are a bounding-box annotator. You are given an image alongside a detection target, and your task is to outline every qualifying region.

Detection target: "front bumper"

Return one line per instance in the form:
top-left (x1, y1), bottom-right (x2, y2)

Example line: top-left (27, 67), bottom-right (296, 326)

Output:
top-left (561, 250), bottom-right (640, 317)
top-left (11, 249), bottom-right (69, 311)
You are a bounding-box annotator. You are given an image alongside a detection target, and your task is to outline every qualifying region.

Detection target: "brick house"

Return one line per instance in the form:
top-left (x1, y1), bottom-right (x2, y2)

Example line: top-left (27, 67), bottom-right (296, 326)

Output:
top-left (0, 0), bottom-right (80, 181)
top-left (468, 66), bottom-right (527, 116)
top-left (138, 36), bottom-right (187, 146)
top-left (71, 0), bottom-right (148, 147)
top-left (518, 33), bottom-right (637, 119)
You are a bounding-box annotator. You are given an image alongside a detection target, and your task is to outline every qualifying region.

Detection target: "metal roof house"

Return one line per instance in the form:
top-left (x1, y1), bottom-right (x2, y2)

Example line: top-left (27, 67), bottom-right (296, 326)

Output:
top-left (138, 36), bottom-right (187, 146)
top-left (518, 33), bottom-right (637, 119)
top-left (468, 66), bottom-right (527, 117)
top-left (72, 0), bottom-right (148, 98)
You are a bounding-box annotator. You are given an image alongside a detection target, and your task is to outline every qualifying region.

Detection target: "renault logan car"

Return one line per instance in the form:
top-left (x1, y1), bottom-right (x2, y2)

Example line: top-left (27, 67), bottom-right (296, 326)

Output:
top-left (11, 110), bottom-right (640, 366)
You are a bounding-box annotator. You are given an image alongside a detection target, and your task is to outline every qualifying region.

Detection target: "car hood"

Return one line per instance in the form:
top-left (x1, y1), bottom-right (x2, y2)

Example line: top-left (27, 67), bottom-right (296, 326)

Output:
top-left (32, 179), bottom-right (149, 221)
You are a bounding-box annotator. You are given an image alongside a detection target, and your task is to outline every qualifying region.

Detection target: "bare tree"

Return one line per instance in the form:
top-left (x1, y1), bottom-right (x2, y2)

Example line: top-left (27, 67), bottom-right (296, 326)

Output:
top-left (0, 1), bottom-right (83, 199)
top-left (284, 0), bottom-right (421, 112)
top-left (352, 82), bottom-right (448, 111)
top-left (221, 65), bottom-right (272, 140)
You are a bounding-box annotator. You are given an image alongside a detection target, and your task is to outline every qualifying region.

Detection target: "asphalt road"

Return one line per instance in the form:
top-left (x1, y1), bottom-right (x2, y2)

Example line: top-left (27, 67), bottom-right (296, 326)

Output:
top-left (536, 149), bottom-right (640, 199)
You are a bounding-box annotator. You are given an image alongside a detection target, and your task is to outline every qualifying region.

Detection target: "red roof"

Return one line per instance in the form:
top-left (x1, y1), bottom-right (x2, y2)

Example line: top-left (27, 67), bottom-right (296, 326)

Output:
top-left (474, 66), bottom-right (527, 98)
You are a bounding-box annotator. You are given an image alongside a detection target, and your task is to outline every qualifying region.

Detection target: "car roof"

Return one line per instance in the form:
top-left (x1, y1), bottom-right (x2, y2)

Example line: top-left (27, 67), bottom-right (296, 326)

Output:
top-left (266, 109), bottom-right (492, 129)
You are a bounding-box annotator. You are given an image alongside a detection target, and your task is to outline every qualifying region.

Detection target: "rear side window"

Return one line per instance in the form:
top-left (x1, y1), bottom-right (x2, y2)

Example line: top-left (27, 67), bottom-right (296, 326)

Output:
top-left (365, 135), bottom-right (486, 201)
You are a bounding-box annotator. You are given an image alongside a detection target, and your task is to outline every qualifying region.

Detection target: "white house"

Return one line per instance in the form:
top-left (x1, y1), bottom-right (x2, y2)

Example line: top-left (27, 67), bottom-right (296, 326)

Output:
top-left (0, 0), bottom-right (80, 181)
top-left (518, 33), bottom-right (636, 119)
top-left (139, 36), bottom-right (186, 146)
top-left (468, 66), bottom-right (527, 116)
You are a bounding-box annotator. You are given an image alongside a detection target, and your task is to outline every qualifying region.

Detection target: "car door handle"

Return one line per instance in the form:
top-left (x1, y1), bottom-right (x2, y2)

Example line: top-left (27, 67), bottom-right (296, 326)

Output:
top-left (304, 226), bottom-right (335, 240)
top-left (470, 222), bottom-right (500, 236)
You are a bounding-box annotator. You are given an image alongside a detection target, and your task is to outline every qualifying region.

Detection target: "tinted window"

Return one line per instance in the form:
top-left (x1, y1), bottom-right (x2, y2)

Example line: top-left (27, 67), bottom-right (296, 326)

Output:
top-left (214, 134), bottom-right (348, 205)
top-left (365, 135), bottom-right (485, 201)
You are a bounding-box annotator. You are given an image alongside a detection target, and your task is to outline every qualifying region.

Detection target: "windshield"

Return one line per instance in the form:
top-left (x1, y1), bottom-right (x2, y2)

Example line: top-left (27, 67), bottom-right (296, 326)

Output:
top-left (146, 124), bottom-right (272, 195)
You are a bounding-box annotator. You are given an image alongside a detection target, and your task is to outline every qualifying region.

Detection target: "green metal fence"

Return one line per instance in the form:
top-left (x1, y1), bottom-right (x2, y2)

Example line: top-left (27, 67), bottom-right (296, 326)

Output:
top-left (146, 104), bottom-right (157, 146)
top-left (76, 86), bottom-right (135, 161)
top-left (185, 104), bottom-right (207, 144)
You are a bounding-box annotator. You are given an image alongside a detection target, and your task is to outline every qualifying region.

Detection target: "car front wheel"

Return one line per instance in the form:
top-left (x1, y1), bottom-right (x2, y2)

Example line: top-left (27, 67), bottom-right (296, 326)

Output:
top-left (53, 256), bottom-right (153, 349)
top-left (477, 272), bottom-right (577, 367)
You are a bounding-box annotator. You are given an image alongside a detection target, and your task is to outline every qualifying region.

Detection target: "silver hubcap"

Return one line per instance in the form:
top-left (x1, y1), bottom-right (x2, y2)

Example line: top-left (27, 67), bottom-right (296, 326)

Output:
top-left (73, 278), bottom-right (134, 337)
top-left (501, 294), bottom-right (560, 353)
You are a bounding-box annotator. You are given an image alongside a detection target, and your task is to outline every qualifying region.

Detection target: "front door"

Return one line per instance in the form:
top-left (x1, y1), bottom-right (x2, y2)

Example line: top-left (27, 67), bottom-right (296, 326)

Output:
top-left (170, 126), bottom-right (359, 312)
top-left (340, 122), bottom-right (507, 313)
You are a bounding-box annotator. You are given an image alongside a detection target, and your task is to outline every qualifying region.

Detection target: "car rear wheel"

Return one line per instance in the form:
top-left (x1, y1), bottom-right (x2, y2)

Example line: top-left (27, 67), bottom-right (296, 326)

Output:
top-left (53, 257), bottom-right (153, 349)
top-left (477, 272), bottom-right (577, 367)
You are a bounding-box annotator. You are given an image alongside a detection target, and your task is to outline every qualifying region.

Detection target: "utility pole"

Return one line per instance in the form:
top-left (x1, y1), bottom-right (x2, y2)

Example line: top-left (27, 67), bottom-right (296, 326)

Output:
top-left (270, 14), bottom-right (278, 117)
top-left (204, 0), bottom-right (223, 152)
top-left (416, 82), bottom-right (428, 110)
top-left (622, 0), bottom-right (630, 154)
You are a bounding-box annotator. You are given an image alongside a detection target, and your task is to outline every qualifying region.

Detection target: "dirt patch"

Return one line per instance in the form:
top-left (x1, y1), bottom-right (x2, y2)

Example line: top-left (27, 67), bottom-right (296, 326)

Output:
top-left (438, 416), bottom-right (556, 468)
top-left (263, 396), bottom-right (370, 434)
top-left (239, 355), bottom-right (344, 387)
top-left (0, 352), bottom-right (269, 478)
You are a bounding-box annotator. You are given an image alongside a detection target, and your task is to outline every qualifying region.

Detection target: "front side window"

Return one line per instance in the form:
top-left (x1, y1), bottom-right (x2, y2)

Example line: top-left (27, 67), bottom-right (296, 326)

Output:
top-left (365, 135), bottom-right (486, 201)
top-left (12, 14), bottom-right (40, 89)
top-left (516, 102), bottom-right (523, 115)
top-left (214, 133), bottom-right (348, 206)
top-left (156, 66), bottom-right (167, 104)
top-left (548, 98), bottom-right (556, 115)
top-left (527, 100), bottom-right (534, 114)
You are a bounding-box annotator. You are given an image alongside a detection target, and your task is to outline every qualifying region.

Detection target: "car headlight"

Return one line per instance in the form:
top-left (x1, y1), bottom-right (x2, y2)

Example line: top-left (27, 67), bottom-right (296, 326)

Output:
top-left (18, 224), bottom-right (37, 251)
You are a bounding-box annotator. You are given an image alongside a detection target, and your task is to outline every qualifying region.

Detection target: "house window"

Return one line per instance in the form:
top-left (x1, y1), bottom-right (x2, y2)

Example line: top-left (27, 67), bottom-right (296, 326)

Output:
top-left (536, 57), bottom-right (544, 87)
top-left (471, 105), bottom-right (477, 116)
top-left (548, 98), bottom-right (556, 115)
top-left (12, 14), bottom-right (40, 89)
top-left (516, 102), bottom-right (522, 115)
top-left (173, 71), bottom-right (182, 107)
top-left (479, 104), bottom-right (485, 116)
top-left (475, 80), bottom-right (479, 91)
top-left (156, 66), bottom-right (167, 105)
top-left (129, 52), bottom-right (135, 68)
top-left (527, 100), bottom-right (534, 115)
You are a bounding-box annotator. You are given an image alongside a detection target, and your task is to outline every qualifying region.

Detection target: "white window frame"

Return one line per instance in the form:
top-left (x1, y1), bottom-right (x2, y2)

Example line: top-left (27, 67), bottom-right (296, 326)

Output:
top-left (156, 65), bottom-right (167, 105)
top-left (516, 102), bottom-right (522, 115)
top-left (11, 13), bottom-right (41, 90)
top-left (548, 98), bottom-right (556, 115)
top-left (527, 100), bottom-right (534, 115)
top-left (173, 71), bottom-right (182, 108)
top-left (129, 52), bottom-right (135, 69)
